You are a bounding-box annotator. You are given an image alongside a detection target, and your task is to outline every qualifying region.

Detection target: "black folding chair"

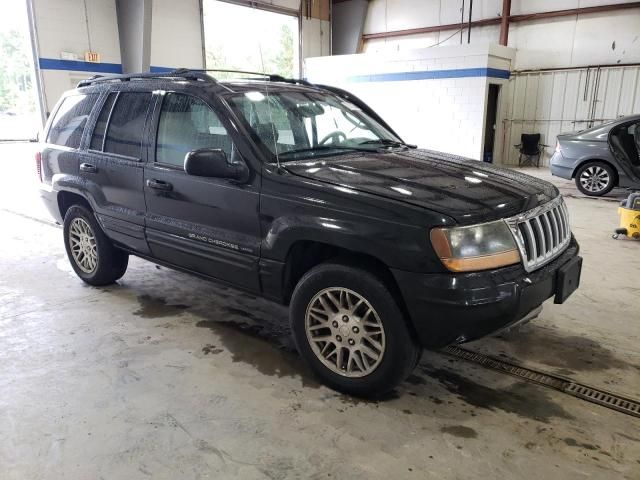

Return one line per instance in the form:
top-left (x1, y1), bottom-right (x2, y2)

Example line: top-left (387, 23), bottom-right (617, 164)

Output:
top-left (515, 133), bottom-right (543, 167)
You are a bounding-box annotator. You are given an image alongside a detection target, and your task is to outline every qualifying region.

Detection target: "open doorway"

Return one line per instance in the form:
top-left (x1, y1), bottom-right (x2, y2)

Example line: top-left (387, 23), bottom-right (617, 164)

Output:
top-left (202, 0), bottom-right (300, 78)
top-left (0, 1), bottom-right (40, 140)
top-left (483, 84), bottom-right (500, 163)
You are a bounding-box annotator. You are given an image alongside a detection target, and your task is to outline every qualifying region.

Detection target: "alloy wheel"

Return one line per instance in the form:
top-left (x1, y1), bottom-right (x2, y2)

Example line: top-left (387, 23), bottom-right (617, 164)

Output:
top-left (305, 287), bottom-right (386, 378)
top-left (68, 217), bottom-right (98, 273)
top-left (579, 165), bottom-right (610, 193)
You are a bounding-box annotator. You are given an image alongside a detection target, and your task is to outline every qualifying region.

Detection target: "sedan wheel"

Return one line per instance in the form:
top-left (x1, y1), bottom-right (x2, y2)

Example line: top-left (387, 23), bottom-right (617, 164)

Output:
top-left (579, 166), bottom-right (610, 193)
top-left (575, 162), bottom-right (616, 196)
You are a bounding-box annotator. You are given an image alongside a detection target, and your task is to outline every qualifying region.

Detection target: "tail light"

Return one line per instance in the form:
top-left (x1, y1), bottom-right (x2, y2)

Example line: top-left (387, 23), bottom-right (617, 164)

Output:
top-left (555, 141), bottom-right (561, 153)
top-left (35, 151), bottom-right (43, 182)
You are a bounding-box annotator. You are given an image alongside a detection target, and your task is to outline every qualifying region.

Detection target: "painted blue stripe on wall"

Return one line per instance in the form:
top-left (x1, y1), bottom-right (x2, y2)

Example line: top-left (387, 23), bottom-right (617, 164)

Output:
top-left (150, 66), bottom-right (176, 73)
top-left (38, 59), bottom-right (176, 75)
top-left (346, 67), bottom-right (510, 83)
top-left (38, 58), bottom-right (123, 74)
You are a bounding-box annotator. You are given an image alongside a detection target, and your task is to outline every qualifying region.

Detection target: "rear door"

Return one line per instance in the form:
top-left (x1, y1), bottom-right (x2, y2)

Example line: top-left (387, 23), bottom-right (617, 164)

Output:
top-left (143, 91), bottom-right (261, 291)
top-left (83, 90), bottom-right (154, 253)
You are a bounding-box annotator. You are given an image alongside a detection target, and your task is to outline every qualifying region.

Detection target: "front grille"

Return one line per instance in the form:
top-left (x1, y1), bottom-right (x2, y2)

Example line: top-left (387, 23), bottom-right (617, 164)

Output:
top-left (506, 196), bottom-right (571, 272)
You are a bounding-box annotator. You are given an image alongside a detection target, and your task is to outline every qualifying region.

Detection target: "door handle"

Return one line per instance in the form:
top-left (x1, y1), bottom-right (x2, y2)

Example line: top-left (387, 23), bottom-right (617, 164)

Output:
top-left (146, 179), bottom-right (173, 191)
top-left (80, 163), bottom-right (98, 173)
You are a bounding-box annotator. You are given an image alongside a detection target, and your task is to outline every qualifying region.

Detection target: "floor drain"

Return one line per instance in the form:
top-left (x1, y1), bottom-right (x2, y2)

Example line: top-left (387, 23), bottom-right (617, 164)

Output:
top-left (443, 346), bottom-right (640, 418)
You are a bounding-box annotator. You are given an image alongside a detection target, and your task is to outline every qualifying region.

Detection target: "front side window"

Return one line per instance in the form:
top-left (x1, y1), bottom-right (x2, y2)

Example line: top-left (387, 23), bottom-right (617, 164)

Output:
top-left (228, 90), bottom-right (402, 162)
top-left (156, 93), bottom-right (233, 168)
top-left (47, 94), bottom-right (98, 148)
top-left (103, 92), bottom-right (153, 158)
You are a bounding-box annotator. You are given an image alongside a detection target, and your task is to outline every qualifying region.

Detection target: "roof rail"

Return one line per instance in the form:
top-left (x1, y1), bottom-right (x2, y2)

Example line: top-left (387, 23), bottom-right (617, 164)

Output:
top-left (182, 69), bottom-right (315, 87)
top-left (76, 69), bottom-right (216, 88)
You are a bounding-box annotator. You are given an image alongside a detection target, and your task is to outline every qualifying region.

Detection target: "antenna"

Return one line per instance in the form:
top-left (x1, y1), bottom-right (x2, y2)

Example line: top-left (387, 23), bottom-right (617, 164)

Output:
top-left (257, 43), bottom-right (281, 171)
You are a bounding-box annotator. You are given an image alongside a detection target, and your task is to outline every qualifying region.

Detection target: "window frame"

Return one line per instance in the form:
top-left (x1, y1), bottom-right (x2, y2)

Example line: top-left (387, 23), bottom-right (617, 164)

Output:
top-left (87, 89), bottom-right (154, 162)
top-left (151, 90), bottom-right (237, 171)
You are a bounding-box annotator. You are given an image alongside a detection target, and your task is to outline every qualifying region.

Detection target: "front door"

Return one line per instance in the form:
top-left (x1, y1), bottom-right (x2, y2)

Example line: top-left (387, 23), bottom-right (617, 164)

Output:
top-left (609, 120), bottom-right (640, 185)
top-left (143, 91), bottom-right (261, 291)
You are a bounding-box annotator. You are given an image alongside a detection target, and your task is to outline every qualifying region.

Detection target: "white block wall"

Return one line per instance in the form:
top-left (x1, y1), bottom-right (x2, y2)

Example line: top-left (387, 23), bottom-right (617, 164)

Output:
top-left (305, 44), bottom-right (515, 161)
top-left (31, 0), bottom-right (121, 114)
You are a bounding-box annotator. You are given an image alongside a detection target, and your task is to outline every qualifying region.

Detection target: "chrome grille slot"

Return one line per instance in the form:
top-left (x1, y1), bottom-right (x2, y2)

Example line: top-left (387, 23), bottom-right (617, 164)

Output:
top-left (507, 196), bottom-right (571, 272)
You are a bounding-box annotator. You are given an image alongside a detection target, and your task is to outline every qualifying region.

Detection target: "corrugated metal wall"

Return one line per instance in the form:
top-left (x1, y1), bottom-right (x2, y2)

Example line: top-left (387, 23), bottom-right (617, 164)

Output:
top-left (499, 65), bottom-right (640, 166)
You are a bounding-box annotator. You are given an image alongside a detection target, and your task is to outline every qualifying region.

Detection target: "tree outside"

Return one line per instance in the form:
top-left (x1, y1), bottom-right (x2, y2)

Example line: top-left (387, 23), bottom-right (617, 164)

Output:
top-left (0, 29), bottom-right (35, 114)
top-left (203, 0), bottom-right (299, 80)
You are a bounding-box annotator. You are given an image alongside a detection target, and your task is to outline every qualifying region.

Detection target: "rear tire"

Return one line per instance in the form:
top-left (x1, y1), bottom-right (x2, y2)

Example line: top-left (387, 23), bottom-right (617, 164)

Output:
top-left (575, 161), bottom-right (616, 196)
top-left (290, 262), bottom-right (421, 398)
top-left (63, 205), bottom-right (129, 286)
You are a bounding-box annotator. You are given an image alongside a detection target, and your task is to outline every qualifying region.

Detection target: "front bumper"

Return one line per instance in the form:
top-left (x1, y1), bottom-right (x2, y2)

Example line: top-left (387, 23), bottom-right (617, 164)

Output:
top-left (392, 236), bottom-right (581, 349)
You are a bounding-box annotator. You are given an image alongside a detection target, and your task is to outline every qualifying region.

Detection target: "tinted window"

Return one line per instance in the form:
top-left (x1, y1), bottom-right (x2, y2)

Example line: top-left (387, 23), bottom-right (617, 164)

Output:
top-left (90, 93), bottom-right (117, 151)
top-left (47, 94), bottom-right (98, 148)
top-left (104, 92), bottom-right (152, 158)
top-left (156, 93), bottom-right (233, 167)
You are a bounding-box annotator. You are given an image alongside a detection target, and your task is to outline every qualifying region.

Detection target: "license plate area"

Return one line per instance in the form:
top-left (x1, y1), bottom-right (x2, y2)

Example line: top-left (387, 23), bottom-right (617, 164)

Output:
top-left (554, 256), bottom-right (582, 304)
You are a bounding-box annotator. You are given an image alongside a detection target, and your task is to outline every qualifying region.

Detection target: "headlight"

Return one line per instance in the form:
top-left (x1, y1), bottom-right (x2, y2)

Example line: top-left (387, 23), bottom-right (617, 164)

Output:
top-left (430, 220), bottom-right (521, 272)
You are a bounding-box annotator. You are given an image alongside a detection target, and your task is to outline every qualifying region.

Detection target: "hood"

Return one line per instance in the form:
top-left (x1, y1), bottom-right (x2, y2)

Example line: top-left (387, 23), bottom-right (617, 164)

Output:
top-left (284, 149), bottom-right (559, 224)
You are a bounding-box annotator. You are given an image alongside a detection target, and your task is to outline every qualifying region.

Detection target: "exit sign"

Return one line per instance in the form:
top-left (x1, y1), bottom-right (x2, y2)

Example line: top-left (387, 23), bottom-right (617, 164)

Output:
top-left (84, 51), bottom-right (100, 63)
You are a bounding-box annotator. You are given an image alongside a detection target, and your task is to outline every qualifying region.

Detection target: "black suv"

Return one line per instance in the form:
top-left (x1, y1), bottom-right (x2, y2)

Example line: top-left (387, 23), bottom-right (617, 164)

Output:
top-left (38, 69), bottom-right (582, 397)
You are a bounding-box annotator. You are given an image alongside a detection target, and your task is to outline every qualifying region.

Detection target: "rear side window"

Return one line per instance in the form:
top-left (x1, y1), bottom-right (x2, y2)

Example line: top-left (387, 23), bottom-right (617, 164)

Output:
top-left (103, 92), bottom-right (153, 158)
top-left (89, 93), bottom-right (117, 151)
top-left (47, 94), bottom-right (98, 148)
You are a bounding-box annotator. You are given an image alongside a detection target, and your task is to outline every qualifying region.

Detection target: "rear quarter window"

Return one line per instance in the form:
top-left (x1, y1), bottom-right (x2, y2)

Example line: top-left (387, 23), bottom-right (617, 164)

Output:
top-left (46, 94), bottom-right (99, 148)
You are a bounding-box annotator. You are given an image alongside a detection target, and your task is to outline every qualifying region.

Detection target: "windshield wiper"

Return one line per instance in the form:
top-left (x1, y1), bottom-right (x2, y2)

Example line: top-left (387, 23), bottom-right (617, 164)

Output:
top-left (359, 139), bottom-right (417, 148)
top-left (278, 145), bottom-right (370, 159)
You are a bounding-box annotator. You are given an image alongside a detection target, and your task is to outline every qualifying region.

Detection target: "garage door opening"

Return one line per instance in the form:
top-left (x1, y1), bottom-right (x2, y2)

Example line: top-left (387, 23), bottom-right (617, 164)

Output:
top-left (0, 1), bottom-right (40, 140)
top-left (202, 0), bottom-right (300, 79)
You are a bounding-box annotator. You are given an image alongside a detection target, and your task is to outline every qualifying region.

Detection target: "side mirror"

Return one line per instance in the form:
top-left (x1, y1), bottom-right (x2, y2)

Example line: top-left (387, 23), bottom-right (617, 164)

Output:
top-left (184, 148), bottom-right (249, 182)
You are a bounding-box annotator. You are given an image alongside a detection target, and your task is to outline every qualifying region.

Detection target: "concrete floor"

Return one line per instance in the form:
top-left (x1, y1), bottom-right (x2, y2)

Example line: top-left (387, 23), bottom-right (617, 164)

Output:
top-left (1, 143), bottom-right (639, 479)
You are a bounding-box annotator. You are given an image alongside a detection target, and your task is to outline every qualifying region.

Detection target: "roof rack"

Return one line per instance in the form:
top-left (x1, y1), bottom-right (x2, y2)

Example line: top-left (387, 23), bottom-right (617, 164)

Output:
top-left (76, 69), bottom-right (216, 88)
top-left (76, 68), bottom-right (315, 90)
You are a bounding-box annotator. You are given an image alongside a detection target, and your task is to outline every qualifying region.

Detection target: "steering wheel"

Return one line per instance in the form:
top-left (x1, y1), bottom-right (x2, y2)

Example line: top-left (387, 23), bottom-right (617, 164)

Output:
top-left (319, 131), bottom-right (347, 145)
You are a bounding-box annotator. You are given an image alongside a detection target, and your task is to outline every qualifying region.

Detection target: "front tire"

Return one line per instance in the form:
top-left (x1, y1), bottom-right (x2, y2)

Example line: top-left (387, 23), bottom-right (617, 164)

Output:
top-left (575, 161), bottom-right (615, 196)
top-left (63, 205), bottom-right (129, 286)
top-left (290, 263), bottom-right (421, 397)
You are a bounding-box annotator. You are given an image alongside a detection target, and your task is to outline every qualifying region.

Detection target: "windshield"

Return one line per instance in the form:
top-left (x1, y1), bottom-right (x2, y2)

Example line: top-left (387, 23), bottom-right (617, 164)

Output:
top-left (227, 89), bottom-right (404, 161)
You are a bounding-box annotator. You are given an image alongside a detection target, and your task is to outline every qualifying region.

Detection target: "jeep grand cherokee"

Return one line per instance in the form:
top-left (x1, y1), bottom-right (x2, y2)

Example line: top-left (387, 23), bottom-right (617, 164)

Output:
top-left (37, 69), bottom-right (582, 397)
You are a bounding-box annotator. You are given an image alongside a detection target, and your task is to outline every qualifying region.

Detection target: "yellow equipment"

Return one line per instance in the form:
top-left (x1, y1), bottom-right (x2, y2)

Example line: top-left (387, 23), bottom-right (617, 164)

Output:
top-left (613, 192), bottom-right (640, 240)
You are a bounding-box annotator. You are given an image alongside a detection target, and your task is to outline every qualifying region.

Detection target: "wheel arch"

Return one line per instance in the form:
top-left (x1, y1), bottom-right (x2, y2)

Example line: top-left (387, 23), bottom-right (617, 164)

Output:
top-left (57, 190), bottom-right (93, 219)
top-left (281, 240), bottom-right (416, 337)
